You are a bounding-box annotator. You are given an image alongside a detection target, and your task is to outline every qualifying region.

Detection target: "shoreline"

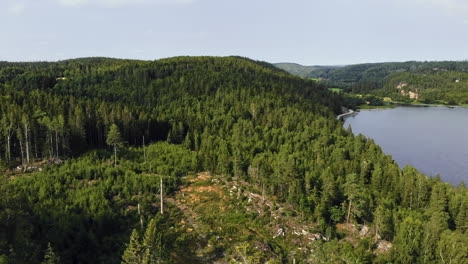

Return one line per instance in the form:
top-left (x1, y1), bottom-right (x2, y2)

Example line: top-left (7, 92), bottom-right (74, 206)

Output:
top-left (389, 102), bottom-right (468, 108)
top-left (338, 101), bottom-right (468, 121)
top-left (336, 109), bottom-right (355, 120)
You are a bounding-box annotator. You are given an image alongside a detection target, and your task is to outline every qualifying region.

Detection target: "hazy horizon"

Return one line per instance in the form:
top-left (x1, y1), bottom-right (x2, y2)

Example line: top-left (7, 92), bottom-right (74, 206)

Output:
top-left (1, 0), bottom-right (468, 65)
top-left (3, 56), bottom-right (468, 67)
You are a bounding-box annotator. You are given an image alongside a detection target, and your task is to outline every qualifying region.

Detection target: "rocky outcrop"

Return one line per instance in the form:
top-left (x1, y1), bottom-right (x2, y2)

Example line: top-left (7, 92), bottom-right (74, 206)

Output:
top-left (397, 82), bottom-right (420, 99)
top-left (396, 82), bottom-right (408, 90)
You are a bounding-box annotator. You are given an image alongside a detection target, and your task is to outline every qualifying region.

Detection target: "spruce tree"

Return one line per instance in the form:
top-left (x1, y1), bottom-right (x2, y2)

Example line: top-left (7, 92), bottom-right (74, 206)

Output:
top-left (106, 124), bottom-right (123, 166)
top-left (42, 243), bottom-right (60, 264)
top-left (455, 199), bottom-right (468, 233)
top-left (141, 218), bottom-right (161, 264)
top-left (122, 229), bottom-right (142, 264)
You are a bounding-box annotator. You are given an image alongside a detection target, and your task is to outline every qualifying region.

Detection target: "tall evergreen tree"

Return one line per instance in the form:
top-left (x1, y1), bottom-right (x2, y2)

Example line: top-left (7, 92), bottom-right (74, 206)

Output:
top-left (41, 243), bottom-right (60, 264)
top-left (106, 123), bottom-right (123, 166)
top-left (122, 230), bottom-right (142, 264)
top-left (394, 215), bottom-right (423, 264)
top-left (141, 218), bottom-right (162, 264)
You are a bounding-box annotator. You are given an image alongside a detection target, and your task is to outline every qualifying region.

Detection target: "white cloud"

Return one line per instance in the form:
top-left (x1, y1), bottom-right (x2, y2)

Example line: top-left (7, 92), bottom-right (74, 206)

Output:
top-left (99, 0), bottom-right (145, 8)
top-left (8, 2), bottom-right (26, 15)
top-left (54, 0), bottom-right (196, 8)
top-left (420, 0), bottom-right (466, 13)
top-left (57, 0), bottom-right (89, 7)
top-left (174, 0), bottom-right (196, 4)
top-left (395, 0), bottom-right (468, 15)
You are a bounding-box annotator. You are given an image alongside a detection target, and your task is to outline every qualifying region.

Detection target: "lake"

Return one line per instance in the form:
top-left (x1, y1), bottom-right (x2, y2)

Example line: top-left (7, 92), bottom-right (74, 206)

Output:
top-left (343, 106), bottom-right (468, 186)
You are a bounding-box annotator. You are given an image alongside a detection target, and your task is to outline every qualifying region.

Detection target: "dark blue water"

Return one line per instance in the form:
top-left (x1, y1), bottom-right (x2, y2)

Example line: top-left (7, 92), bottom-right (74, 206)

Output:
top-left (343, 106), bottom-right (468, 185)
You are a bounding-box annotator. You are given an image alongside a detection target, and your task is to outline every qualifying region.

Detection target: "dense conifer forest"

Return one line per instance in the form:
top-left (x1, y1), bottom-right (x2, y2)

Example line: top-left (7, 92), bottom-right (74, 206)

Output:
top-left (376, 71), bottom-right (468, 104)
top-left (0, 57), bottom-right (466, 263)
top-left (276, 61), bottom-right (468, 104)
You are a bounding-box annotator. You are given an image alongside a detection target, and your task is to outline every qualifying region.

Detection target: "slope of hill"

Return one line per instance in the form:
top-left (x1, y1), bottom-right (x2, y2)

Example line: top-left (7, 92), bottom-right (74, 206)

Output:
top-left (331, 61), bottom-right (468, 93)
top-left (0, 56), bottom-right (466, 263)
top-left (276, 60), bottom-right (468, 103)
top-left (277, 60), bottom-right (468, 83)
top-left (371, 71), bottom-right (468, 104)
top-left (274, 63), bottom-right (341, 79)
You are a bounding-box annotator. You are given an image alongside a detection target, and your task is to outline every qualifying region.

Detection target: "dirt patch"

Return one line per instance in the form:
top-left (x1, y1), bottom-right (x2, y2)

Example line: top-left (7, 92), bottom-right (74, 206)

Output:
top-left (188, 172), bottom-right (211, 183)
top-left (179, 172), bottom-right (228, 204)
top-left (182, 185), bottom-right (223, 195)
top-left (336, 223), bottom-right (358, 234)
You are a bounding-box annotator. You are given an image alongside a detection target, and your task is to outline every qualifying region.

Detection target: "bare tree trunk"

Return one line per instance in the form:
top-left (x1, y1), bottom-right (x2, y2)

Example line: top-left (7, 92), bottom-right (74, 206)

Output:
top-left (34, 134), bottom-right (38, 159)
top-left (138, 203), bottom-right (144, 230)
top-left (375, 225), bottom-right (378, 241)
top-left (62, 133), bottom-right (66, 156)
top-left (49, 133), bottom-right (54, 159)
top-left (6, 128), bottom-right (11, 162)
top-left (19, 139), bottom-right (24, 166)
top-left (262, 182), bottom-right (265, 203)
top-left (55, 130), bottom-right (59, 159)
top-left (114, 145), bottom-right (117, 166)
top-left (24, 123), bottom-right (30, 164)
top-left (160, 176), bottom-right (164, 214)
top-left (346, 199), bottom-right (352, 224)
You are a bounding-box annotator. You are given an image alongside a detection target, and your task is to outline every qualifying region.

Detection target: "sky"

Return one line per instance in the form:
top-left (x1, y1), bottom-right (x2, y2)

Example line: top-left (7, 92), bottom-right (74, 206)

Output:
top-left (1, 0), bottom-right (468, 65)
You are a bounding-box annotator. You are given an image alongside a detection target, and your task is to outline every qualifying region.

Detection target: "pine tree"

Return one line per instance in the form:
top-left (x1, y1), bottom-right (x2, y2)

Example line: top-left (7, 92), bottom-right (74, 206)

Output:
top-left (122, 229), bottom-right (142, 264)
top-left (455, 198), bottom-right (468, 233)
top-left (21, 115), bottom-right (31, 164)
top-left (344, 173), bottom-right (364, 224)
top-left (42, 243), bottom-right (60, 264)
top-left (106, 123), bottom-right (123, 166)
top-left (374, 198), bottom-right (394, 240)
top-left (394, 215), bottom-right (423, 264)
top-left (122, 219), bottom-right (162, 264)
top-left (141, 218), bottom-right (161, 264)
top-left (421, 184), bottom-right (450, 262)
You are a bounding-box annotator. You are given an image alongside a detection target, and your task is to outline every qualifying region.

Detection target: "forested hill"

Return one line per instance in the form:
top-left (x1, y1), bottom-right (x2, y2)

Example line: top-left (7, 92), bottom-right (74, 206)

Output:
top-left (1, 56), bottom-right (340, 106)
top-left (276, 60), bottom-right (468, 103)
top-left (0, 56), bottom-right (343, 159)
top-left (0, 56), bottom-right (466, 263)
top-left (277, 60), bottom-right (468, 81)
top-left (274, 63), bottom-right (342, 79)
top-left (373, 71), bottom-right (468, 104)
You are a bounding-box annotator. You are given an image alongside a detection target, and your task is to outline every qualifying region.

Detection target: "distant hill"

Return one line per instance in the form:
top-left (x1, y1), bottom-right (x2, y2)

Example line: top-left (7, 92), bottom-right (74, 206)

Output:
top-left (276, 61), bottom-right (468, 82)
top-left (276, 61), bottom-right (468, 103)
top-left (274, 62), bottom-right (342, 79)
top-left (327, 61), bottom-right (468, 84)
top-left (376, 71), bottom-right (468, 104)
top-left (330, 61), bottom-right (468, 103)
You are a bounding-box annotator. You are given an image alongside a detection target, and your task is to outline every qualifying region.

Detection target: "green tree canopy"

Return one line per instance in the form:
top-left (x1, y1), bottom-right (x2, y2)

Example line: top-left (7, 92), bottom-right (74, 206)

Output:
top-left (107, 123), bottom-right (123, 166)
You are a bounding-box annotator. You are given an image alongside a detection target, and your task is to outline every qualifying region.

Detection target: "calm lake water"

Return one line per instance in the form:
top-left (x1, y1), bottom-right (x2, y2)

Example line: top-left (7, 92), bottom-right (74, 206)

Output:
top-left (343, 106), bottom-right (468, 185)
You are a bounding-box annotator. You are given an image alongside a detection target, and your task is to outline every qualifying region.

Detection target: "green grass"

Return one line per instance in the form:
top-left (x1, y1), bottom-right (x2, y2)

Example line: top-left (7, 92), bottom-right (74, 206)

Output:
top-left (329, 88), bottom-right (343, 93)
top-left (387, 100), bottom-right (468, 107)
top-left (358, 104), bottom-right (396, 109)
